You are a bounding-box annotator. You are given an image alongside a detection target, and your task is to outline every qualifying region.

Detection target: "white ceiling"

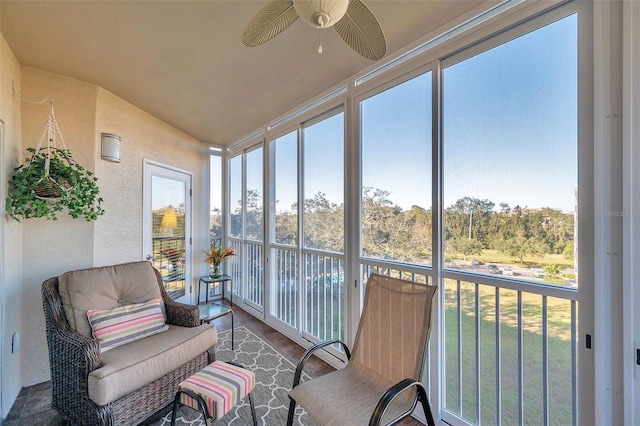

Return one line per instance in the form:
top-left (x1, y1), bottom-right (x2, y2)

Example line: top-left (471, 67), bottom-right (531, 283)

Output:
top-left (1, 0), bottom-right (486, 146)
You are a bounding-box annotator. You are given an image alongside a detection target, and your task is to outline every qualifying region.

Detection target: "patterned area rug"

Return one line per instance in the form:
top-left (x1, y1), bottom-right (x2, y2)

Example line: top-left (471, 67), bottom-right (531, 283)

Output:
top-left (153, 326), bottom-right (319, 425)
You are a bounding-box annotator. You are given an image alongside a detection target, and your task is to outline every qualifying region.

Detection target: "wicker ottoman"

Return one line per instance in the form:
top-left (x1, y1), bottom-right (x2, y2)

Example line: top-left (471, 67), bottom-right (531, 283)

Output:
top-left (170, 360), bottom-right (257, 425)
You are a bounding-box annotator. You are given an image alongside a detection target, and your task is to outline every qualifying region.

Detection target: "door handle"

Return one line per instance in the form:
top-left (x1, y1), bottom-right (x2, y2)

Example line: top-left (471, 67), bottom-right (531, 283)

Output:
top-left (145, 254), bottom-right (153, 261)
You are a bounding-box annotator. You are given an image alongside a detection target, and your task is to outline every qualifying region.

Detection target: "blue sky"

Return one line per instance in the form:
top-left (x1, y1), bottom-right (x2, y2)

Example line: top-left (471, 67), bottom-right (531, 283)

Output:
top-left (226, 13), bottom-right (578, 215)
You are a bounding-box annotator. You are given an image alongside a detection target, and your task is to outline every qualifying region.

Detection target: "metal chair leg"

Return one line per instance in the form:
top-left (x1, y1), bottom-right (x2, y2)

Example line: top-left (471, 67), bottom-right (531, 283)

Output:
top-left (416, 385), bottom-right (435, 426)
top-left (231, 310), bottom-right (235, 350)
top-left (286, 397), bottom-right (296, 426)
top-left (170, 391), bottom-right (182, 426)
top-left (248, 392), bottom-right (258, 426)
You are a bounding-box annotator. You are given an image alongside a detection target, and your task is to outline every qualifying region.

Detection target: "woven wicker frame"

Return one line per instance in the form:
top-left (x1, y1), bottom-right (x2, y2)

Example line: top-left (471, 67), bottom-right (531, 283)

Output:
top-left (42, 267), bottom-right (216, 425)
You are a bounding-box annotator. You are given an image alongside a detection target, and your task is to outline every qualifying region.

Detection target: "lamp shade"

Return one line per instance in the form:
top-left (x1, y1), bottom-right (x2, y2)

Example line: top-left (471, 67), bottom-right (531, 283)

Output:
top-left (293, 0), bottom-right (349, 28)
top-left (160, 207), bottom-right (177, 229)
top-left (101, 133), bottom-right (121, 163)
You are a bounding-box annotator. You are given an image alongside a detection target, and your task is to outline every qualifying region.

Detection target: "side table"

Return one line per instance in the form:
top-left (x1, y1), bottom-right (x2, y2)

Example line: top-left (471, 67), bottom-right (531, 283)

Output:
top-left (198, 274), bottom-right (233, 305)
top-left (198, 302), bottom-right (234, 350)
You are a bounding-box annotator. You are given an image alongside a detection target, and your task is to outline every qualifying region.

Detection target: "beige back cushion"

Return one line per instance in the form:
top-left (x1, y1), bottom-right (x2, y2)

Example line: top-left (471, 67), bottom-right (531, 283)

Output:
top-left (59, 261), bottom-right (163, 338)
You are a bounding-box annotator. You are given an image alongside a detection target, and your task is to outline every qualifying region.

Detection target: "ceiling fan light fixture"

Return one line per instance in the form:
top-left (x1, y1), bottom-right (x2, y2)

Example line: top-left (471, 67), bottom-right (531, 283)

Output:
top-left (293, 0), bottom-right (349, 29)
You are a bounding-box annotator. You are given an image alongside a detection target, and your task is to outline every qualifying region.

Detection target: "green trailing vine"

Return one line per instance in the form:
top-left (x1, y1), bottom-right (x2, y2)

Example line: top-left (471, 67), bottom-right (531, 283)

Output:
top-left (6, 147), bottom-right (104, 222)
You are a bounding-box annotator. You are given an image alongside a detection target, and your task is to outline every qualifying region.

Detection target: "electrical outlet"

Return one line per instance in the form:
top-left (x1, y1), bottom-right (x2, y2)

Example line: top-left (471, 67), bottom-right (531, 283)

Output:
top-left (636, 341), bottom-right (640, 379)
top-left (11, 332), bottom-right (19, 354)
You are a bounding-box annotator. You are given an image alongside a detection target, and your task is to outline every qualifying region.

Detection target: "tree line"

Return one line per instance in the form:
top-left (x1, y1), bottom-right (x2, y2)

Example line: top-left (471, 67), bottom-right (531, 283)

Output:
top-left (221, 188), bottom-right (575, 267)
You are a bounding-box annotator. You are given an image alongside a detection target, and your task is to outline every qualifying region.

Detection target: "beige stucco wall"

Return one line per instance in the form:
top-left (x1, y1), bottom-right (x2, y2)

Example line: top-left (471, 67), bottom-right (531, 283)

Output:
top-left (0, 28), bottom-right (206, 414)
top-left (14, 71), bottom-right (205, 388)
top-left (0, 33), bottom-right (24, 419)
top-left (94, 88), bottom-right (204, 266)
top-left (20, 67), bottom-right (97, 387)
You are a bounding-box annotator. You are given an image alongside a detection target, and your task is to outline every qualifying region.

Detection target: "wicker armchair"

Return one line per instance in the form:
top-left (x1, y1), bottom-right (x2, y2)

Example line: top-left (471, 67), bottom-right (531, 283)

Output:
top-left (42, 261), bottom-right (217, 425)
top-left (287, 273), bottom-right (437, 426)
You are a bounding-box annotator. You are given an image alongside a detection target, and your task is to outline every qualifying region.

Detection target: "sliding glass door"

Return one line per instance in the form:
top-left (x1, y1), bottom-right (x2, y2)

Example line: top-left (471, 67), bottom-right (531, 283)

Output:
top-left (267, 110), bottom-right (346, 349)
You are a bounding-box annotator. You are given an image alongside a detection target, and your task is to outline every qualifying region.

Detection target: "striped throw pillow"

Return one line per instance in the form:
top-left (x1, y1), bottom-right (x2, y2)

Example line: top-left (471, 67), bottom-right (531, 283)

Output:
top-left (87, 298), bottom-right (168, 352)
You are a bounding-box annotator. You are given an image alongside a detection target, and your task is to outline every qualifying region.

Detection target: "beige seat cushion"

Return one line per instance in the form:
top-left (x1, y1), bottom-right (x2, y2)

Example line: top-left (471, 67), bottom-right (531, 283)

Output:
top-left (88, 324), bottom-right (217, 406)
top-left (290, 365), bottom-right (414, 426)
top-left (58, 261), bottom-right (162, 338)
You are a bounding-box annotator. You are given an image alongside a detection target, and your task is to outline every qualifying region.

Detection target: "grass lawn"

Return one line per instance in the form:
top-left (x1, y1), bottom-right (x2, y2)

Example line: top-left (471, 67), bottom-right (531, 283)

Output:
top-left (464, 249), bottom-right (574, 269)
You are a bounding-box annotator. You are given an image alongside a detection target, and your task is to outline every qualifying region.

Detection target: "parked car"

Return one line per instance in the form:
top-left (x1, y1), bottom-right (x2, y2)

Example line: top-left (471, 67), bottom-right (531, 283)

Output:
top-left (471, 259), bottom-right (481, 266)
top-left (502, 267), bottom-right (514, 276)
top-left (532, 268), bottom-right (546, 278)
top-left (488, 264), bottom-right (499, 274)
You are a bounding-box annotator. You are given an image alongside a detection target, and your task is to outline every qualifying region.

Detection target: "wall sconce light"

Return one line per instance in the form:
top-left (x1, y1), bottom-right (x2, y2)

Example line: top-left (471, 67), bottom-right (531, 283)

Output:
top-left (101, 133), bottom-right (121, 163)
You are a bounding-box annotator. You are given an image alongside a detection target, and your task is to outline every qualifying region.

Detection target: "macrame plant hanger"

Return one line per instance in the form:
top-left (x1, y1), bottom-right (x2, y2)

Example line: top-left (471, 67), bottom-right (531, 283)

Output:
top-left (32, 101), bottom-right (72, 200)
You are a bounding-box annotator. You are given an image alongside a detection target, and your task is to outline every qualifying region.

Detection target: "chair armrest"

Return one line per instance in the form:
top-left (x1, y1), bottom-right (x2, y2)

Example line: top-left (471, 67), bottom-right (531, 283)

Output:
top-left (369, 378), bottom-right (435, 426)
top-left (152, 267), bottom-right (201, 327)
top-left (47, 327), bottom-right (102, 375)
top-left (164, 299), bottom-right (201, 327)
top-left (292, 339), bottom-right (351, 389)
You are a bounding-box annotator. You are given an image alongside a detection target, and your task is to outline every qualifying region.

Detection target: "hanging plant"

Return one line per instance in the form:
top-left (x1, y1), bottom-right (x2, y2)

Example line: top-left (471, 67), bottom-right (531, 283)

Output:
top-left (5, 102), bottom-right (104, 222)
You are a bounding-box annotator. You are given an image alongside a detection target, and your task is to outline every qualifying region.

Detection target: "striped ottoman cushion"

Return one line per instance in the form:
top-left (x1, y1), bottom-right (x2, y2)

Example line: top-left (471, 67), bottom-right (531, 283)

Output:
top-left (178, 361), bottom-right (255, 420)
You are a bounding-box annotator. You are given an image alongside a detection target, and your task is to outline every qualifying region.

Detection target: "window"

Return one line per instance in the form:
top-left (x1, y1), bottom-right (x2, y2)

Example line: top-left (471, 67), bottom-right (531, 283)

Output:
top-left (226, 4), bottom-right (590, 425)
top-left (443, 16), bottom-right (578, 288)
top-left (229, 155), bottom-right (242, 239)
top-left (274, 132), bottom-right (298, 246)
top-left (227, 147), bottom-right (265, 308)
top-left (209, 151), bottom-right (222, 247)
top-left (302, 112), bottom-right (345, 343)
top-left (270, 131), bottom-right (299, 328)
top-left (303, 113), bottom-right (345, 253)
top-left (360, 72), bottom-right (432, 266)
top-left (441, 14), bottom-right (578, 425)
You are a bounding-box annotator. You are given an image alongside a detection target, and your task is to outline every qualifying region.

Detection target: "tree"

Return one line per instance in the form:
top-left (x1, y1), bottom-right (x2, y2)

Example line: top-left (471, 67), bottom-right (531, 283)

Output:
top-left (361, 187), bottom-right (432, 264)
top-left (304, 192), bottom-right (344, 252)
top-left (563, 241), bottom-right (575, 261)
top-left (544, 263), bottom-right (563, 280)
top-left (446, 236), bottom-right (483, 260)
top-left (495, 232), bottom-right (546, 263)
top-left (445, 197), bottom-right (495, 246)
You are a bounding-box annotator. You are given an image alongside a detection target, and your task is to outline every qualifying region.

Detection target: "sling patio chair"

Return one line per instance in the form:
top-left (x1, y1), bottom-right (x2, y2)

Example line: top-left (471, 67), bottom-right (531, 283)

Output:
top-left (287, 273), bottom-right (437, 426)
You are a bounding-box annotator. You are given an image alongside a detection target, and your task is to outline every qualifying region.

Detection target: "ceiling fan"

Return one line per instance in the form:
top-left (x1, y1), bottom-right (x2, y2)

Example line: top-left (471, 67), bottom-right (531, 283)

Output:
top-left (241, 0), bottom-right (387, 61)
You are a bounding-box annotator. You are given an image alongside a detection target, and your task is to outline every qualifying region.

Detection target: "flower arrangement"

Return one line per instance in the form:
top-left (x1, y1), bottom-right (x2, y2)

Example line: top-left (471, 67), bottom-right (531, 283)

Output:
top-left (203, 246), bottom-right (234, 277)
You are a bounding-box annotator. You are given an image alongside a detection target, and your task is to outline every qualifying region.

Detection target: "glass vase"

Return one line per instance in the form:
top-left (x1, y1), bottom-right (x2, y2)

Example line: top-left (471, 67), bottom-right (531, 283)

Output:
top-left (209, 264), bottom-right (222, 278)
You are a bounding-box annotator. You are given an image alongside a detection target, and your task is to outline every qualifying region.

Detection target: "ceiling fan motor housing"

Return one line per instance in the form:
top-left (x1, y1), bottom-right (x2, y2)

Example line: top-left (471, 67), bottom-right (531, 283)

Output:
top-left (293, 0), bottom-right (349, 29)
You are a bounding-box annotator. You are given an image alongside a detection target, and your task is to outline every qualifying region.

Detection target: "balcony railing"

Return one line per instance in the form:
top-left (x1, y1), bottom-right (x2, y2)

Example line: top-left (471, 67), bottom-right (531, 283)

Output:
top-left (442, 275), bottom-right (577, 426)
top-left (274, 247), bottom-right (298, 328)
top-left (234, 242), bottom-right (577, 426)
top-left (152, 236), bottom-right (185, 299)
top-left (246, 241), bottom-right (264, 308)
top-left (303, 252), bottom-right (344, 343)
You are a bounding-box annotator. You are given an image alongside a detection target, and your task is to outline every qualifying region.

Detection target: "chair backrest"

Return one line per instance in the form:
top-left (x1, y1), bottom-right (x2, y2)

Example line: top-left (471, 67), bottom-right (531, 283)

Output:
top-left (349, 273), bottom-right (437, 387)
top-left (57, 261), bottom-right (163, 338)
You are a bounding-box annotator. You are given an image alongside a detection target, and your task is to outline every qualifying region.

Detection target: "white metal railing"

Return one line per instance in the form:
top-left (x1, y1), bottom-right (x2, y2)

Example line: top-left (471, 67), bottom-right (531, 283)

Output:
top-left (246, 241), bottom-right (264, 308)
top-left (152, 236), bottom-right (185, 299)
top-left (303, 252), bottom-right (345, 343)
top-left (228, 239), bottom-right (264, 309)
top-left (229, 239), bottom-right (243, 300)
top-left (273, 247), bottom-right (298, 328)
top-left (442, 277), bottom-right (577, 426)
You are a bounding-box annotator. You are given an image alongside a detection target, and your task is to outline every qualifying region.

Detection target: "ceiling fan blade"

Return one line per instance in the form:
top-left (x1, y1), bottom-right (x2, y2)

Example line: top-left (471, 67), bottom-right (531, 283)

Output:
top-left (333, 0), bottom-right (386, 60)
top-left (242, 1), bottom-right (299, 47)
